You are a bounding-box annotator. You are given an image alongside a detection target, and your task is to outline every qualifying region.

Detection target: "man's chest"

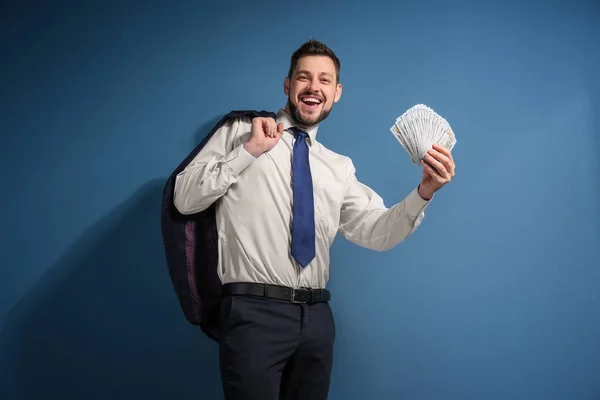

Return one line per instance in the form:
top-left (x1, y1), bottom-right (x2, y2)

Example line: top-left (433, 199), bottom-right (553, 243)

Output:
top-left (232, 138), bottom-right (347, 225)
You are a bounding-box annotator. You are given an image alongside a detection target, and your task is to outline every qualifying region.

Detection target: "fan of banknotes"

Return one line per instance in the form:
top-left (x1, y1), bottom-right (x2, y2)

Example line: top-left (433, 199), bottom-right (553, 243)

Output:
top-left (389, 104), bottom-right (457, 165)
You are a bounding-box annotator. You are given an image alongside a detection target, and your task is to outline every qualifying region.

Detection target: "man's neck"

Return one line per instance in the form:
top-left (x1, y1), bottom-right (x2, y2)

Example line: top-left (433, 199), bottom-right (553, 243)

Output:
top-left (281, 107), bottom-right (317, 131)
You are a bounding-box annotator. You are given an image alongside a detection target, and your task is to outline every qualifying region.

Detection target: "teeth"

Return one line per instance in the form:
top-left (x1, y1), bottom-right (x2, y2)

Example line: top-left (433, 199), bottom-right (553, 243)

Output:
top-left (302, 97), bottom-right (321, 104)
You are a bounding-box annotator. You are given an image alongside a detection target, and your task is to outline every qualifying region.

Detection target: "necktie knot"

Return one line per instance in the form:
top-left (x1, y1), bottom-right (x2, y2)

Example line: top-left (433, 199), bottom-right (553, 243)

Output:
top-left (292, 128), bottom-right (308, 141)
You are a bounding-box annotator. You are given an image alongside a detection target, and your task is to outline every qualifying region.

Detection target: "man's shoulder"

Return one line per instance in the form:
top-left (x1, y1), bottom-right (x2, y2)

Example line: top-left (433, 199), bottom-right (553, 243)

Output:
top-left (314, 141), bottom-right (353, 170)
top-left (222, 109), bottom-right (277, 124)
top-left (211, 109), bottom-right (276, 131)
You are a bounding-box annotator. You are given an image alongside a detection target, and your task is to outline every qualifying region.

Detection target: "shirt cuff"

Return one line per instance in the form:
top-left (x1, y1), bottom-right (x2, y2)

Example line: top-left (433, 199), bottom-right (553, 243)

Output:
top-left (405, 186), bottom-right (432, 217)
top-left (224, 143), bottom-right (257, 175)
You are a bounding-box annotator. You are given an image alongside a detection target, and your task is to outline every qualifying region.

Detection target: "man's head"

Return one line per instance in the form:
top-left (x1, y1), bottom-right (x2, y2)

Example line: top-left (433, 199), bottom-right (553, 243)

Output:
top-left (284, 39), bottom-right (342, 129)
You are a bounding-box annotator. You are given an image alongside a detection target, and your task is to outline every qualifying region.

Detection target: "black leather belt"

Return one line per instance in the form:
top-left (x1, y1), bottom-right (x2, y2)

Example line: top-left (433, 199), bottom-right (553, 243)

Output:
top-left (222, 282), bottom-right (330, 304)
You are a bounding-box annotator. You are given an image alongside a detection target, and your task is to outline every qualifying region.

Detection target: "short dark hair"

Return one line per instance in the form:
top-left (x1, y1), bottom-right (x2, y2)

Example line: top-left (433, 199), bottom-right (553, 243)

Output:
top-left (288, 39), bottom-right (341, 83)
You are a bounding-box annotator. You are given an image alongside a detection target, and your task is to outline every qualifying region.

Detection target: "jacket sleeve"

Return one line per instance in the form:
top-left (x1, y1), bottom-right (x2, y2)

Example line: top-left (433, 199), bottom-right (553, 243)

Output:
top-left (173, 117), bottom-right (256, 215)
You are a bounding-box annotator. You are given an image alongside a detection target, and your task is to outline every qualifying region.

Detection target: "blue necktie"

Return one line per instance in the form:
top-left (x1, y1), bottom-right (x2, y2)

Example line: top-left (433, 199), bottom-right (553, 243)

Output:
top-left (291, 128), bottom-right (315, 268)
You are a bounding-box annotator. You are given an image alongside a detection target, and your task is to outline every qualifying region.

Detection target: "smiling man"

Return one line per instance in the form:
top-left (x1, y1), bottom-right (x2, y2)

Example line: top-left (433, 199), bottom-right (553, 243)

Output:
top-left (172, 39), bottom-right (456, 400)
top-left (285, 53), bottom-right (341, 128)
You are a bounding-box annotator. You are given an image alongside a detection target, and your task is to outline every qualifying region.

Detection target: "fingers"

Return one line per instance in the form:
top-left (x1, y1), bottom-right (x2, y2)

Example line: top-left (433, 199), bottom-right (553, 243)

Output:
top-left (420, 143), bottom-right (456, 194)
top-left (423, 154), bottom-right (448, 180)
top-left (265, 119), bottom-right (285, 138)
top-left (260, 118), bottom-right (277, 138)
top-left (432, 143), bottom-right (455, 166)
top-left (259, 118), bottom-right (269, 137)
top-left (426, 146), bottom-right (455, 177)
top-left (421, 160), bottom-right (451, 186)
top-left (266, 119), bottom-right (283, 138)
top-left (423, 150), bottom-right (448, 176)
top-left (253, 117), bottom-right (284, 139)
top-left (421, 160), bottom-right (440, 181)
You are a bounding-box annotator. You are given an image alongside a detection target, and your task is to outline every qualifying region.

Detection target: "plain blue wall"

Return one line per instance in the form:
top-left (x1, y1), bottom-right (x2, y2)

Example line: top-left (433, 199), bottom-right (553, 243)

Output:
top-left (1, 0), bottom-right (598, 399)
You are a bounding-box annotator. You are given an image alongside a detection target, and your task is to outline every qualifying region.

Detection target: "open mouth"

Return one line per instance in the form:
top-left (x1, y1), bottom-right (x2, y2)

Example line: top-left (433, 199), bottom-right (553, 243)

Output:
top-left (300, 95), bottom-right (322, 109)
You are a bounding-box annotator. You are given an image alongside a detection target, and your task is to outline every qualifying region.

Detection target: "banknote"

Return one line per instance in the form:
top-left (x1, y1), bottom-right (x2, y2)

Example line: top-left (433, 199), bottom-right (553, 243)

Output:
top-left (389, 104), bottom-right (457, 165)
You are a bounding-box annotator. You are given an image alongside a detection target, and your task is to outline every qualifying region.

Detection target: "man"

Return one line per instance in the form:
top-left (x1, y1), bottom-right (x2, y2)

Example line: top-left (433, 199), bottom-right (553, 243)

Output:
top-left (173, 39), bottom-right (455, 400)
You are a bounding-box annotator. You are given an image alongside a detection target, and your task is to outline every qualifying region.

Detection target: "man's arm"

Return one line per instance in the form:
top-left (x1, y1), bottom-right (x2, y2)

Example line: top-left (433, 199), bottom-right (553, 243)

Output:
top-left (337, 159), bottom-right (431, 251)
top-left (173, 118), bottom-right (256, 215)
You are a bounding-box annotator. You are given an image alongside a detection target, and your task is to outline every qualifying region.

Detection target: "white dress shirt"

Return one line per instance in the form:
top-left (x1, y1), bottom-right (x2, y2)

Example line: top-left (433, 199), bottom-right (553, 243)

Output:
top-left (173, 109), bottom-right (431, 289)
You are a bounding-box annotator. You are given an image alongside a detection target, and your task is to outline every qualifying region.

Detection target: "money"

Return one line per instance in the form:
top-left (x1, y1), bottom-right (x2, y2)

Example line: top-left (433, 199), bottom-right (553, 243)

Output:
top-left (389, 104), bottom-right (457, 165)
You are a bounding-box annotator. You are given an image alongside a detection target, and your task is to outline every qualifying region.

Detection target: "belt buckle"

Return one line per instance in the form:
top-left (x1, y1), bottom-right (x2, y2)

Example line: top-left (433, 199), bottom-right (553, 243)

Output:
top-left (290, 288), bottom-right (309, 303)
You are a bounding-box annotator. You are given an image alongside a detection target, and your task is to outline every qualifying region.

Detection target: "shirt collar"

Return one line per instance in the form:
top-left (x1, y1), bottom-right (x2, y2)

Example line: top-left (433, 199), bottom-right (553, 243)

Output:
top-left (276, 108), bottom-right (319, 145)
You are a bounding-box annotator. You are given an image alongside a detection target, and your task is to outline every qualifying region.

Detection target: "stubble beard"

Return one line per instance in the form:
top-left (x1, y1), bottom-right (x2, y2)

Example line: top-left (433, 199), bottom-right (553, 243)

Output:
top-left (286, 97), bottom-right (333, 129)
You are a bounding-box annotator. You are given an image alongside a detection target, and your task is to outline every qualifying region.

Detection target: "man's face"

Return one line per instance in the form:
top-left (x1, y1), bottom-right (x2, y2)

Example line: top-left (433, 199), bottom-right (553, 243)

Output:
top-left (284, 55), bottom-right (342, 129)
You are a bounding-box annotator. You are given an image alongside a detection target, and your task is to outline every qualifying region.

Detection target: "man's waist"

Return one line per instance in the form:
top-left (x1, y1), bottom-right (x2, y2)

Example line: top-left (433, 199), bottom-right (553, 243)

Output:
top-left (222, 282), bottom-right (330, 304)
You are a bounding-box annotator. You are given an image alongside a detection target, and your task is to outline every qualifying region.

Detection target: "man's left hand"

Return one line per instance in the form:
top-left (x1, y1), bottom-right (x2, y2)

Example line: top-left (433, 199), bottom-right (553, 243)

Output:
top-left (418, 143), bottom-right (456, 200)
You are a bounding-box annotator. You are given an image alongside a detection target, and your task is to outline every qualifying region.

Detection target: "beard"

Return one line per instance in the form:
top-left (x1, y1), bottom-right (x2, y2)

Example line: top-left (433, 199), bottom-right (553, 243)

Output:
top-left (286, 97), bottom-right (333, 128)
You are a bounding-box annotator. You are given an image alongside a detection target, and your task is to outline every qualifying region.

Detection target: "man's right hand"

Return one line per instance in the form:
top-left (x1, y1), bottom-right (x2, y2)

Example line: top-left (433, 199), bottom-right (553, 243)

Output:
top-left (243, 117), bottom-right (284, 157)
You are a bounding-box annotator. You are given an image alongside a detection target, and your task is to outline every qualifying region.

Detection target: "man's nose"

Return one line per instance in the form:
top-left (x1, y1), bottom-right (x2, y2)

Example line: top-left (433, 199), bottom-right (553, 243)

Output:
top-left (308, 80), bottom-right (320, 93)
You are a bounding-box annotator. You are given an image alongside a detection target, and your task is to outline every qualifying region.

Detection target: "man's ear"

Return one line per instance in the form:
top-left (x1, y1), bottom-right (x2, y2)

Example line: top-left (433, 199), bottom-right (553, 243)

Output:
top-left (334, 83), bottom-right (343, 103)
top-left (284, 76), bottom-right (290, 96)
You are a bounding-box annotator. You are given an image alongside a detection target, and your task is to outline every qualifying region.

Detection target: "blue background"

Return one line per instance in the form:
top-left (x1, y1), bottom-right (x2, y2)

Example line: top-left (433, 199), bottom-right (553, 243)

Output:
top-left (1, 0), bottom-right (599, 399)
